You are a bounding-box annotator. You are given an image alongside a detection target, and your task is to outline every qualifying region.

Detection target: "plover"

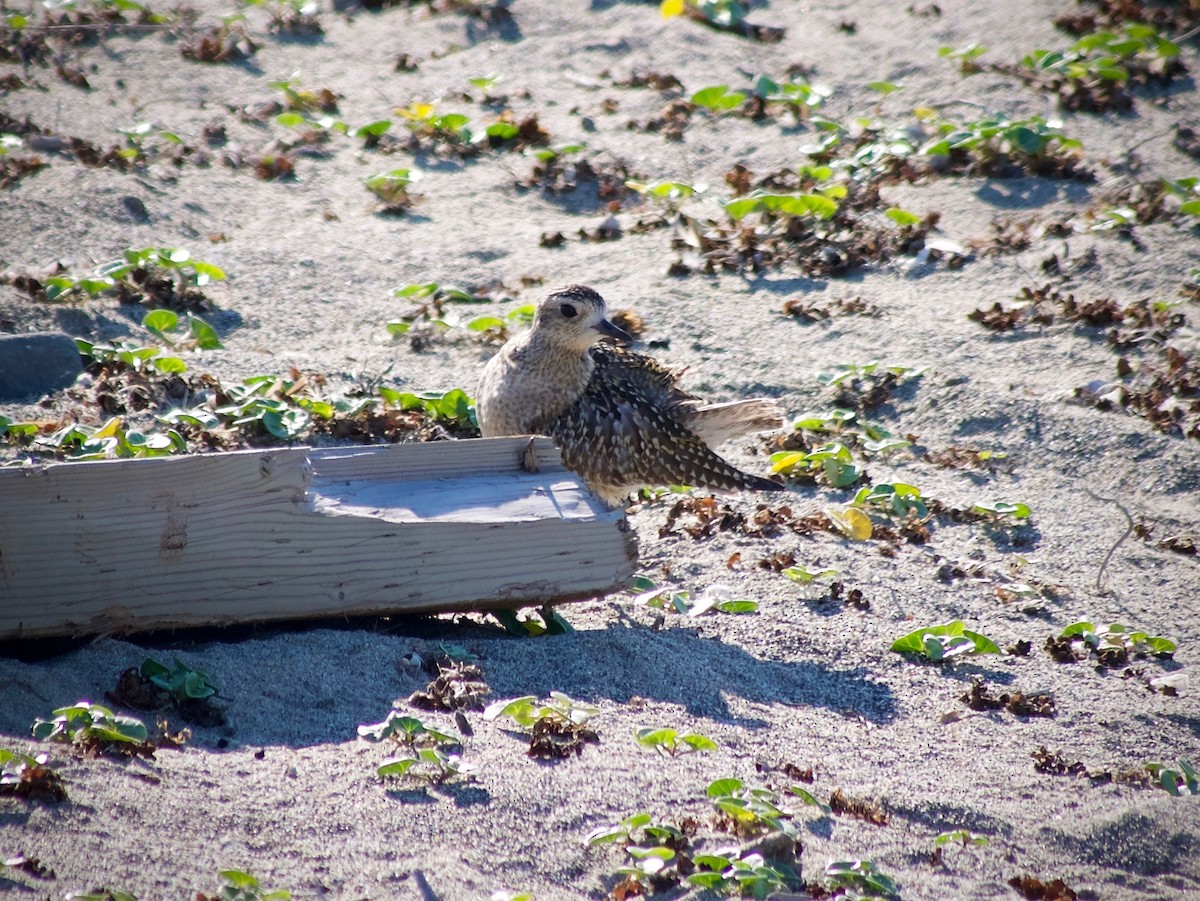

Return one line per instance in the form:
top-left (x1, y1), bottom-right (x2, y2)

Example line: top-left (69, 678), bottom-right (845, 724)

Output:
top-left (476, 285), bottom-right (785, 505)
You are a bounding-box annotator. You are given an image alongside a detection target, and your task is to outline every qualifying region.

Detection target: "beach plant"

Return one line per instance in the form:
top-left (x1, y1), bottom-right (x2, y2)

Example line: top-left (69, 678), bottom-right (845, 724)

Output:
top-left (140, 657), bottom-right (218, 704)
top-left (1146, 759), bottom-right (1198, 796)
top-left (724, 188), bottom-right (840, 222)
top-left (625, 179), bottom-right (703, 215)
top-left (269, 71), bottom-right (336, 115)
top-left (0, 748), bottom-right (67, 802)
top-left (937, 42), bottom-right (988, 74)
top-left (389, 303), bottom-right (535, 340)
top-left (0, 416), bottom-right (38, 442)
top-left (803, 441), bottom-right (861, 487)
top-left (491, 606), bottom-right (574, 637)
top-left (375, 747), bottom-right (477, 782)
top-left (116, 121), bottom-right (184, 162)
top-left (357, 711), bottom-right (457, 746)
top-left (166, 376), bottom-right (478, 443)
top-left (752, 73), bottom-right (831, 120)
top-left (791, 408), bottom-right (858, 434)
top-left (824, 859), bottom-right (900, 898)
top-left (1162, 176), bottom-right (1200, 218)
top-left (1022, 25), bottom-right (1181, 87)
top-left (627, 576), bottom-right (757, 615)
top-left (891, 621), bottom-right (1002, 662)
top-left (706, 778), bottom-right (798, 838)
top-left (485, 692), bottom-right (599, 758)
top-left (633, 727), bottom-right (717, 756)
top-left (780, 564), bottom-right (839, 584)
top-left (357, 710), bottom-right (474, 782)
top-left (354, 118), bottom-right (393, 146)
top-left (935, 829), bottom-right (990, 848)
top-left (38, 247), bottom-right (224, 304)
top-left (467, 73), bottom-right (503, 101)
top-left (818, 360), bottom-right (928, 387)
top-left (211, 374), bottom-right (325, 440)
top-left (204, 869), bottom-right (291, 901)
top-left (78, 337), bottom-right (188, 374)
top-left (920, 114), bottom-right (1082, 172)
top-left (584, 811), bottom-right (687, 848)
top-left (687, 851), bottom-right (798, 896)
top-left (1059, 622), bottom-right (1175, 657)
top-left (31, 702), bottom-right (150, 752)
top-left (397, 102), bottom-right (473, 143)
top-left (971, 500), bottom-right (1032, 521)
top-left (393, 281), bottom-right (489, 304)
top-left (855, 482), bottom-right (929, 519)
top-left (660, 0), bottom-right (783, 42)
top-left (364, 168), bottom-right (421, 210)
top-left (141, 309), bottom-right (223, 350)
top-left (484, 693), bottom-right (599, 730)
top-left (689, 84), bottom-right (746, 113)
top-left (587, 813), bottom-right (690, 896)
top-left (29, 415), bottom-right (185, 460)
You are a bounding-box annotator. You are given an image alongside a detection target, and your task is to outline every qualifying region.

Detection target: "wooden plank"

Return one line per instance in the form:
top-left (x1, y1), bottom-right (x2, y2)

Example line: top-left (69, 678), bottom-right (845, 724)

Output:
top-left (0, 438), bottom-right (637, 639)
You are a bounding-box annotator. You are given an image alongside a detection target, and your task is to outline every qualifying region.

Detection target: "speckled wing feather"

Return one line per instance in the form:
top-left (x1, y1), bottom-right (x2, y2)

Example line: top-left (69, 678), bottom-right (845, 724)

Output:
top-left (536, 344), bottom-right (782, 497)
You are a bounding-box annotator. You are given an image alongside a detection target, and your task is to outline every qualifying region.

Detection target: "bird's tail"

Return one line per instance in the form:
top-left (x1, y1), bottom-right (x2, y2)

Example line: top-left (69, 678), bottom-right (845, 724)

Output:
top-left (686, 399), bottom-right (784, 447)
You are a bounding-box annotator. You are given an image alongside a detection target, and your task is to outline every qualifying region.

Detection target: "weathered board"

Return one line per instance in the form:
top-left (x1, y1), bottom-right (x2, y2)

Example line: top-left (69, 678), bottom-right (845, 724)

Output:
top-left (0, 437), bottom-right (638, 639)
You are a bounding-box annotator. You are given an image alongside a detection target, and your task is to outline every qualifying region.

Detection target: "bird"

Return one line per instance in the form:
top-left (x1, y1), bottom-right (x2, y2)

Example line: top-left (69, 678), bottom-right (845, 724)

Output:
top-left (475, 284), bottom-right (786, 505)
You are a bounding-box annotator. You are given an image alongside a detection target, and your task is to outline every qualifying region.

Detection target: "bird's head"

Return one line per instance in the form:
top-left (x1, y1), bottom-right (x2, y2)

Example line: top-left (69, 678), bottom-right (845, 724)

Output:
top-left (531, 285), bottom-right (631, 352)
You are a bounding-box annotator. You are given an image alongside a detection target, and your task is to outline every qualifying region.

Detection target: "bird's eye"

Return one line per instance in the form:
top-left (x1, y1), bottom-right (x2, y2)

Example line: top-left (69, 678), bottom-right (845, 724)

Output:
top-left (560, 303), bottom-right (577, 318)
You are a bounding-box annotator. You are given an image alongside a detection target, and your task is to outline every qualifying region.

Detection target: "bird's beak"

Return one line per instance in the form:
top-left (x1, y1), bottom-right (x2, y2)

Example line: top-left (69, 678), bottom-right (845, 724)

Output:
top-left (594, 317), bottom-right (632, 344)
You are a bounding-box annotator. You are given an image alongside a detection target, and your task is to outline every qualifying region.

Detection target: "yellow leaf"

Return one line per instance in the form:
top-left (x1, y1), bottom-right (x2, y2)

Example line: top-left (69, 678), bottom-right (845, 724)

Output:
top-left (771, 452), bottom-right (806, 473)
top-left (94, 417), bottom-right (123, 439)
top-left (913, 106), bottom-right (937, 120)
top-left (396, 103), bottom-right (434, 121)
top-left (661, 0), bottom-right (686, 17)
top-left (826, 506), bottom-right (872, 541)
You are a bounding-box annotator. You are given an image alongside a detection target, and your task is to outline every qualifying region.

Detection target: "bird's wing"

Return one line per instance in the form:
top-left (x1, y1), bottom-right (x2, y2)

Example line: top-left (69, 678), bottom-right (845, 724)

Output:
top-left (544, 346), bottom-right (777, 493)
top-left (587, 344), bottom-right (699, 413)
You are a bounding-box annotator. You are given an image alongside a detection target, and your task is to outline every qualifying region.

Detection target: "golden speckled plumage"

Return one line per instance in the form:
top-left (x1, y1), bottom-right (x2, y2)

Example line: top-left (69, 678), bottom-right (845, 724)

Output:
top-left (476, 285), bottom-right (785, 505)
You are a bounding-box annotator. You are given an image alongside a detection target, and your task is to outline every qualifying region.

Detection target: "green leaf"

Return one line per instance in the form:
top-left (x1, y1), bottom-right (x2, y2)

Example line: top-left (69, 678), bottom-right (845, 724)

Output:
top-left (1060, 621), bottom-right (1096, 639)
top-left (191, 260), bottom-right (225, 283)
top-left (466, 316), bottom-right (506, 331)
top-left (781, 565), bottom-right (837, 583)
top-left (188, 315), bottom-right (223, 350)
top-left (151, 356), bottom-right (188, 374)
top-left (356, 119), bottom-right (393, 137)
top-left (482, 696), bottom-right (538, 723)
top-left (867, 80), bottom-right (902, 94)
top-left (485, 121), bottom-right (519, 140)
top-left (680, 733), bottom-right (718, 752)
top-left (1144, 636), bottom-right (1176, 655)
top-left (219, 870), bottom-right (259, 890)
top-left (1010, 125), bottom-right (1044, 155)
top-left (885, 207), bottom-right (921, 227)
top-left (687, 872), bottom-right (728, 889)
top-left (377, 757), bottom-right (418, 778)
top-left (972, 500), bottom-right (1031, 519)
top-left (892, 621), bottom-right (1000, 658)
top-left (142, 309), bottom-right (179, 336)
top-left (716, 599), bottom-right (758, 614)
top-left (394, 282), bottom-right (440, 299)
top-left (707, 777), bottom-right (744, 797)
top-left (585, 825), bottom-right (630, 845)
top-left (690, 85), bottom-right (745, 111)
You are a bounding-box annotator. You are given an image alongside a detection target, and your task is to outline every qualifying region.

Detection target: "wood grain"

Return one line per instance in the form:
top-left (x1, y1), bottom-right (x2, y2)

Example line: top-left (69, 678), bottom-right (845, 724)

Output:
top-left (0, 438), bottom-right (637, 638)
